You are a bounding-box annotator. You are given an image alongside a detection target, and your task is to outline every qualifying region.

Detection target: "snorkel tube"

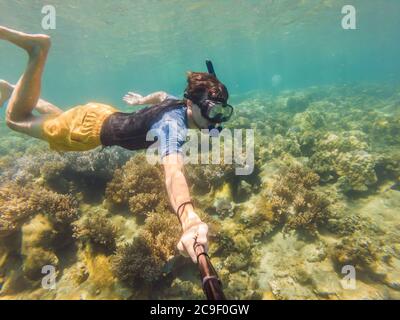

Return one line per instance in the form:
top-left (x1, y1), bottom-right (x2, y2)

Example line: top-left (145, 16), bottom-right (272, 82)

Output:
top-left (205, 60), bottom-right (223, 133)
top-left (206, 60), bottom-right (217, 77)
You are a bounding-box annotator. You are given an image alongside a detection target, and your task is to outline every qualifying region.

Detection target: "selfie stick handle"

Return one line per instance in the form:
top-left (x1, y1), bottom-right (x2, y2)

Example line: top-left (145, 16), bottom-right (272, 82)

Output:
top-left (195, 243), bottom-right (226, 300)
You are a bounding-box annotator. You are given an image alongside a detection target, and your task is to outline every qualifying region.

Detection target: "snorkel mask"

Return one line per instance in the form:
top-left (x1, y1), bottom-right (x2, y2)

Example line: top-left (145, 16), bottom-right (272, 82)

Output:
top-left (184, 60), bottom-right (233, 131)
top-left (197, 95), bottom-right (233, 124)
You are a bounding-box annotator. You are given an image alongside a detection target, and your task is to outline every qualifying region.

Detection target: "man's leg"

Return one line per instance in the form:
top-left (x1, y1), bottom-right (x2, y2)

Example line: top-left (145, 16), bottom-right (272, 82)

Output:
top-left (0, 80), bottom-right (13, 108)
top-left (0, 26), bottom-right (51, 139)
top-left (0, 79), bottom-right (62, 115)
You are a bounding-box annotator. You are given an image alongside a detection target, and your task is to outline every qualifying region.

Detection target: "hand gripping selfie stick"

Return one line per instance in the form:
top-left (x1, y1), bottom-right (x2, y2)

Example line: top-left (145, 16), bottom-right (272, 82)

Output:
top-left (194, 243), bottom-right (226, 300)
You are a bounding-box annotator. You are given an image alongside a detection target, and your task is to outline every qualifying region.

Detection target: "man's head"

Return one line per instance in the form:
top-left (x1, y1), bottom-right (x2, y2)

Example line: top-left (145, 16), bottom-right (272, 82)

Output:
top-left (185, 72), bottom-right (229, 103)
top-left (184, 72), bottom-right (232, 127)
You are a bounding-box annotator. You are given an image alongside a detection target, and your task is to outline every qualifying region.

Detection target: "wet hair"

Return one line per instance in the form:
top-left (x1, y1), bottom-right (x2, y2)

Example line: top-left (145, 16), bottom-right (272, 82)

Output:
top-left (184, 72), bottom-right (229, 103)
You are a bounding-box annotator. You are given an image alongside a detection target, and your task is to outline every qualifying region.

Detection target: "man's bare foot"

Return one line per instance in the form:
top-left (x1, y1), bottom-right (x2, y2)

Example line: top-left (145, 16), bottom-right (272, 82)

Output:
top-left (0, 80), bottom-right (14, 108)
top-left (0, 26), bottom-right (50, 56)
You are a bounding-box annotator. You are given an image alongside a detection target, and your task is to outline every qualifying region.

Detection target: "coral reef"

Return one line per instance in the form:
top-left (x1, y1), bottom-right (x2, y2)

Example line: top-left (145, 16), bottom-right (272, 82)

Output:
top-left (141, 212), bottom-right (181, 262)
top-left (0, 180), bottom-right (78, 235)
top-left (0, 145), bottom-right (130, 198)
top-left (22, 247), bottom-right (59, 282)
top-left (185, 162), bottom-right (235, 195)
top-left (168, 278), bottom-right (204, 300)
top-left (331, 234), bottom-right (388, 280)
top-left (106, 154), bottom-right (170, 217)
top-left (259, 163), bottom-right (331, 236)
top-left (223, 270), bottom-right (262, 300)
top-left (112, 236), bottom-right (164, 287)
top-left (38, 188), bottom-right (80, 229)
top-left (1, 85), bottom-right (400, 300)
top-left (0, 182), bottom-right (42, 238)
top-left (112, 212), bottom-right (180, 287)
top-left (73, 211), bottom-right (118, 252)
top-left (20, 214), bottom-right (59, 282)
top-left (309, 131), bottom-right (378, 192)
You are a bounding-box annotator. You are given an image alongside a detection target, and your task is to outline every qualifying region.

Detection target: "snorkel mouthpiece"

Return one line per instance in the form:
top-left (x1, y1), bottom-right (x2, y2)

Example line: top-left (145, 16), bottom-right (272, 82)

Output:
top-left (208, 125), bottom-right (223, 136)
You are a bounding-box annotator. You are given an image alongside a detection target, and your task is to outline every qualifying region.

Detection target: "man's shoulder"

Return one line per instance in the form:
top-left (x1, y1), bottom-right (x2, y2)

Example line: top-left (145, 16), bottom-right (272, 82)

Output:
top-left (162, 104), bottom-right (187, 121)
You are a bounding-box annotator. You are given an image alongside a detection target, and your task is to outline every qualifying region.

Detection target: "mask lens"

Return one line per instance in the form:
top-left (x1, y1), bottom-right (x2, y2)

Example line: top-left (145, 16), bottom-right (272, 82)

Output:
top-left (207, 102), bottom-right (233, 122)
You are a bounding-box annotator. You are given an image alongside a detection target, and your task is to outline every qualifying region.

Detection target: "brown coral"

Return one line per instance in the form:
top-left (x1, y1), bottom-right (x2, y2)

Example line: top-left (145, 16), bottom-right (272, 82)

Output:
top-left (141, 212), bottom-right (181, 262)
top-left (73, 211), bottom-right (118, 252)
top-left (331, 235), bottom-right (388, 280)
top-left (261, 164), bottom-right (331, 235)
top-left (106, 154), bottom-right (170, 217)
top-left (0, 179), bottom-right (79, 247)
top-left (112, 236), bottom-right (164, 286)
top-left (0, 182), bottom-right (43, 237)
top-left (112, 212), bottom-right (180, 288)
top-left (36, 188), bottom-right (80, 227)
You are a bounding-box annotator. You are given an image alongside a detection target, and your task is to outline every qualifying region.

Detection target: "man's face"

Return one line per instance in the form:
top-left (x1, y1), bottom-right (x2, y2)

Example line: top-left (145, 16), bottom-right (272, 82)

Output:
top-left (189, 101), bottom-right (212, 129)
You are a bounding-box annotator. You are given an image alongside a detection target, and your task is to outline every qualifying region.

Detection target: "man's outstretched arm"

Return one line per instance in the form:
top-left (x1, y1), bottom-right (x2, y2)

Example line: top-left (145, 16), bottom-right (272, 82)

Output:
top-left (123, 91), bottom-right (168, 106)
top-left (163, 153), bottom-right (209, 263)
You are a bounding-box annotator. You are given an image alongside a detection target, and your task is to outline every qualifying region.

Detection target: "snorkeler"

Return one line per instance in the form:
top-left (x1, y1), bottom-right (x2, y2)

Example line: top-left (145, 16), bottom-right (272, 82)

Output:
top-left (0, 26), bottom-right (233, 264)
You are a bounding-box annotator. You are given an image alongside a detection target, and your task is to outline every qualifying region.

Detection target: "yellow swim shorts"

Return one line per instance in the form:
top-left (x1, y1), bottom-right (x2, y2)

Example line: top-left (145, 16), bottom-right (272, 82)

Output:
top-left (41, 102), bottom-right (118, 152)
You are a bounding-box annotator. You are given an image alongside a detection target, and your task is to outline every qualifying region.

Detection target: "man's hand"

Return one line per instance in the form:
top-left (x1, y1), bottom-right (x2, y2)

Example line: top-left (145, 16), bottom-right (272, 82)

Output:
top-left (123, 92), bottom-right (144, 106)
top-left (177, 219), bottom-right (209, 264)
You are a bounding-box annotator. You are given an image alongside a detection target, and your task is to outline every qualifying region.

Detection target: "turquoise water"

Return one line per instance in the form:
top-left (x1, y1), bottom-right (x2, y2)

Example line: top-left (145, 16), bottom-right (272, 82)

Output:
top-left (1, 0), bottom-right (399, 108)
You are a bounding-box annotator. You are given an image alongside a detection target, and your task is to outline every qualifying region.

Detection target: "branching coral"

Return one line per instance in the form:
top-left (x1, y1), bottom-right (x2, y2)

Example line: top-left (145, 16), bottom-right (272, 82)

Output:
top-left (169, 278), bottom-right (204, 300)
top-left (112, 236), bottom-right (164, 286)
top-left (185, 163), bottom-right (234, 195)
top-left (213, 217), bottom-right (261, 279)
top-left (36, 188), bottom-right (80, 228)
top-left (40, 147), bottom-right (130, 198)
top-left (326, 210), bottom-right (380, 237)
top-left (141, 212), bottom-right (181, 262)
top-left (336, 151), bottom-right (378, 192)
top-left (112, 212), bottom-right (180, 287)
top-left (0, 146), bottom-right (130, 198)
top-left (375, 150), bottom-right (400, 182)
top-left (331, 234), bottom-right (388, 280)
top-left (0, 177), bottom-right (79, 255)
top-left (106, 154), bottom-right (170, 217)
top-left (0, 182), bottom-right (43, 237)
top-left (223, 271), bottom-right (262, 300)
top-left (260, 164), bottom-right (331, 236)
top-left (309, 131), bottom-right (378, 192)
top-left (265, 134), bottom-right (302, 159)
top-left (73, 211), bottom-right (118, 252)
top-left (214, 219), bottom-right (252, 255)
top-left (211, 216), bottom-right (263, 300)
top-left (293, 106), bottom-right (328, 131)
